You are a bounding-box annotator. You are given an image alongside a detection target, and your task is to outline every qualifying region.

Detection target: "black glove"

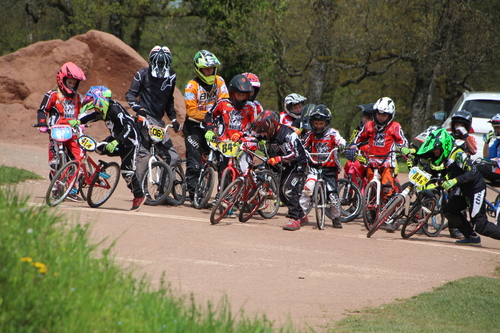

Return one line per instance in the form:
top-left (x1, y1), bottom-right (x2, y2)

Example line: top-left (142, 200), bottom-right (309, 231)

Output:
top-left (172, 119), bottom-right (181, 132)
top-left (136, 108), bottom-right (147, 117)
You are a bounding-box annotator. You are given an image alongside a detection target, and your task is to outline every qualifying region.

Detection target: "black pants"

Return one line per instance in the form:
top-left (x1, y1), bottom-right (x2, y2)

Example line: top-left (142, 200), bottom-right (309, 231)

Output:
top-left (476, 163), bottom-right (500, 184)
top-left (280, 163), bottom-right (307, 220)
top-left (183, 120), bottom-right (212, 198)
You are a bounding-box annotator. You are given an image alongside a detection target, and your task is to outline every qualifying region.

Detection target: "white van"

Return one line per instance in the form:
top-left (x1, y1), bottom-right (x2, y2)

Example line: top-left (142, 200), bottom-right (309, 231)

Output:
top-left (441, 91), bottom-right (500, 159)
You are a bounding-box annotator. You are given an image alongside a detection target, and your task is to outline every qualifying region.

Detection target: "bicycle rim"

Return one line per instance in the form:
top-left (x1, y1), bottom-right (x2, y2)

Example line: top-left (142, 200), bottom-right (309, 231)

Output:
top-left (87, 162), bottom-right (120, 208)
top-left (314, 182), bottom-right (326, 230)
top-left (220, 167), bottom-right (238, 193)
top-left (171, 164), bottom-right (187, 205)
top-left (367, 195), bottom-right (404, 238)
top-left (402, 196), bottom-right (436, 239)
top-left (194, 167), bottom-right (215, 209)
top-left (79, 159), bottom-right (94, 201)
top-left (45, 161), bottom-right (79, 207)
top-left (337, 178), bottom-right (363, 222)
top-left (210, 178), bottom-right (243, 224)
top-left (257, 170), bottom-right (280, 219)
top-left (362, 182), bottom-right (379, 230)
top-left (422, 192), bottom-right (445, 237)
top-left (142, 161), bottom-right (173, 206)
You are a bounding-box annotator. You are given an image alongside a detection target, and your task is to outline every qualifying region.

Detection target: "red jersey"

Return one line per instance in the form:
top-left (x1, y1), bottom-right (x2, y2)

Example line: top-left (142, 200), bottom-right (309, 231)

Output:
top-left (303, 128), bottom-right (346, 168)
top-left (37, 90), bottom-right (82, 126)
top-left (354, 120), bottom-right (407, 168)
top-left (204, 99), bottom-right (256, 140)
top-left (279, 111), bottom-right (296, 127)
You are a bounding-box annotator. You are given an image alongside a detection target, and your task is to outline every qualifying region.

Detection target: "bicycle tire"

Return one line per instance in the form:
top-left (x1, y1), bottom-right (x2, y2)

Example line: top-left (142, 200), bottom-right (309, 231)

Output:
top-left (79, 159), bottom-right (95, 201)
top-left (171, 163), bottom-right (187, 205)
top-left (337, 178), bottom-right (363, 222)
top-left (45, 161), bottom-right (79, 207)
top-left (401, 196), bottom-right (436, 239)
top-left (87, 162), bottom-right (120, 208)
top-left (362, 181), bottom-right (379, 230)
top-left (193, 167), bottom-right (216, 209)
top-left (257, 170), bottom-right (280, 219)
top-left (239, 180), bottom-right (267, 222)
top-left (210, 178), bottom-right (244, 224)
top-left (367, 195), bottom-right (405, 238)
top-left (314, 181), bottom-right (327, 230)
top-left (141, 161), bottom-right (173, 206)
top-left (422, 190), bottom-right (446, 237)
top-left (220, 167), bottom-right (238, 193)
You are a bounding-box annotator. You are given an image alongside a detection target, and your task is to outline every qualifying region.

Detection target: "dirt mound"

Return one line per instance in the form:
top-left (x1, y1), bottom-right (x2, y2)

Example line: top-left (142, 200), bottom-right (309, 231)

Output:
top-left (0, 30), bottom-right (186, 157)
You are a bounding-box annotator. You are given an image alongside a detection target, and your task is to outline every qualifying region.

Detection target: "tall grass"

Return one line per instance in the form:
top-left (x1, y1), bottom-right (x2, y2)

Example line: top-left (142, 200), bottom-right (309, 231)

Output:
top-left (0, 189), bottom-right (278, 332)
top-left (0, 165), bottom-right (42, 185)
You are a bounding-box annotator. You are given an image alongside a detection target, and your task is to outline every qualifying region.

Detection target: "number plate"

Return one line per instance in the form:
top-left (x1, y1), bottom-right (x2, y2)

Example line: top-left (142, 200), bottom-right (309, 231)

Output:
top-left (218, 140), bottom-right (241, 157)
top-left (408, 167), bottom-right (431, 186)
top-left (77, 135), bottom-right (97, 151)
top-left (148, 125), bottom-right (165, 143)
top-left (51, 125), bottom-right (73, 142)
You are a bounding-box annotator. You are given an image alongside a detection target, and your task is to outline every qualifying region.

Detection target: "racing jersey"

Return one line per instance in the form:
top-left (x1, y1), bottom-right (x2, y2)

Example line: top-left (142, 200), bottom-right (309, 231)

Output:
top-left (204, 99), bottom-right (256, 140)
top-left (302, 128), bottom-right (346, 168)
top-left (279, 111), bottom-right (297, 127)
top-left (37, 90), bottom-right (82, 127)
top-left (269, 125), bottom-right (307, 167)
top-left (125, 67), bottom-right (177, 121)
top-left (184, 76), bottom-right (228, 122)
top-left (353, 120), bottom-right (408, 168)
top-left (444, 147), bottom-right (485, 196)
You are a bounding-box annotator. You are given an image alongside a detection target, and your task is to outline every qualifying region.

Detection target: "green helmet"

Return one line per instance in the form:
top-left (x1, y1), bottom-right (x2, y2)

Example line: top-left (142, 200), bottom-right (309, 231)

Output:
top-left (193, 50), bottom-right (220, 85)
top-left (416, 128), bottom-right (454, 166)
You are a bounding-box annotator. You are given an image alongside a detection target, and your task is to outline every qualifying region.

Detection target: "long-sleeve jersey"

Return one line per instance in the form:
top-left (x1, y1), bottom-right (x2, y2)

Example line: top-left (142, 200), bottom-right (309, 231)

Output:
top-left (204, 99), bottom-right (256, 140)
top-left (444, 147), bottom-right (485, 196)
top-left (125, 67), bottom-right (177, 121)
top-left (37, 90), bottom-right (82, 126)
top-left (184, 76), bottom-right (229, 122)
top-left (302, 128), bottom-right (346, 168)
top-left (269, 125), bottom-right (307, 167)
top-left (79, 100), bottom-right (141, 147)
top-left (353, 120), bottom-right (408, 168)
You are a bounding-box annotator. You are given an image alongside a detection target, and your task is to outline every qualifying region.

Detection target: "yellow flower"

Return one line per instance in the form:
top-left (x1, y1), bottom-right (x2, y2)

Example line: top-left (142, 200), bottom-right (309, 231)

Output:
top-left (33, 262), bottom-right (47, 274)
top-left (21, 257), bottom-right (33, 263)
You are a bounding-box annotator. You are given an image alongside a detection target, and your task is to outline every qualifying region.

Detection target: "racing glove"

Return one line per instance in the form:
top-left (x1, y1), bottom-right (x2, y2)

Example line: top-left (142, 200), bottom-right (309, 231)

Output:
top-left (486, 130), bottom-right (495, 143)
top-left (172, 119), bottom-right (181, 132)
top-left (337, 144), bottom-right (346, 153)
top-left (231, 131), bottom-right (243, 142)
top-left (204, 130), bottom-right (216, 142)
top-left (400, 147), bottom-right (415, 156)
top-left (68, 119), bottom-right (81, 128)
top-left (442, 178), bottom-right (457, 190)
top-left (268, 156), bottom-right (282, 166)
top-left (106, 140), bottom-right (119, 153)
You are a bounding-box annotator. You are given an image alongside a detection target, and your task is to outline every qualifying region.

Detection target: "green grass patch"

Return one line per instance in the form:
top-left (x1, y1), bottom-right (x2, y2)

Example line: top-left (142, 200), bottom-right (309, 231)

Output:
top-left (0, 165), bottom-right (42, 185)
top-left (0, 189), bottom-right (278, 332)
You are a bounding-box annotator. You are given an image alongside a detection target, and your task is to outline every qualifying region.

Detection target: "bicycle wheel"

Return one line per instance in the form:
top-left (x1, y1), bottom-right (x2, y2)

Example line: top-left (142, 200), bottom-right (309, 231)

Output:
top-left (220, 167), bottom-right (238, 193)
top-left (401, 196), bottom-right (436, 239)
top-left (45, 161), bottom-right (79, 207)
top-left (211, 178), bottom-right (244, 224)
top-left (367, 195), bottom-right (404, 238)
top-left (314, 181), bottom-right (327, 230)
top-left (79, 159), bottom-right (95, 201)
top-left (142, 161), bottom-right (173, 206)
top-left (362, 181), bottom-right (379, 230)
top-left (257, 170), bottom-right (280, 219)
top-left (87, 162), bottom-right (120, 208)
top-left (171, 163), bottom-right (187, 205)
top-left (239, 178), bottom-right (269, 222)
top-left (422, 191), bottom-right (446, 237)
top-left (337, 178), bottom-right (363, 222)
top-left (193, 166), bottom-right (216, 209)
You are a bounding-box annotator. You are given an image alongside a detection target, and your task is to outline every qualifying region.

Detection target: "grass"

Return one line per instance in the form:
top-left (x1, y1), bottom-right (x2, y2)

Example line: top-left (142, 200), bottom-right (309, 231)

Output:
top-left (0, 165), bottom-right (42, 185)
top-left (1, 166), bottom-right (500, 333)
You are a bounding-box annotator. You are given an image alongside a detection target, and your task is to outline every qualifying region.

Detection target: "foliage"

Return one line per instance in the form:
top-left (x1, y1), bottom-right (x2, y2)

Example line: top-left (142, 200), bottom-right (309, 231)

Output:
top-left (0, 166), bottom-right (42, 185)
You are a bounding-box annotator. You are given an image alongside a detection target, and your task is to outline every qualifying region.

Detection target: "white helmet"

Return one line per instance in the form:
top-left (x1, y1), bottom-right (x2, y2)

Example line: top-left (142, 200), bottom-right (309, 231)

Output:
top-left (284, 93), bottom-right (307, 119)
top-left (373, 97), bottom-right (395, 129)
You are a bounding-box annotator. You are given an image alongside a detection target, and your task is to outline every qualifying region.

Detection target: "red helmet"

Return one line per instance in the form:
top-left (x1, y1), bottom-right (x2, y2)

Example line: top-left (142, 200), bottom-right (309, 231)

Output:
top-left (56, 62), bottom-right (86, 96)
top-left (250, 110), bottom-right (280, 139)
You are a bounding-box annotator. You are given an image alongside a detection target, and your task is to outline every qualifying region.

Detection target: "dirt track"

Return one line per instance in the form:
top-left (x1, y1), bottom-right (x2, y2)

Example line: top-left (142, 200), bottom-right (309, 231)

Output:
top-left (2, 142), bottom-right (500, 331)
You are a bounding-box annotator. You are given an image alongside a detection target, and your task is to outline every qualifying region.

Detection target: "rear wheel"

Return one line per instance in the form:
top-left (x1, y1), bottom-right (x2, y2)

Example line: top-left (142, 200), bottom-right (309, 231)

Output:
top-left (211, 178), bottom-right (244, 224)
top-left (171, 163), bottom-right (187, 205)
top-left (193, 167), bottom-right (216, 209)
top-left (220, 167), bottom-right (238, 193)
top-left (401, 196), bottom-right (437, 239)
top-left (257, 170), bottom-right (280, 219)
top-left (337, 178), bottom-right (363, 222)
top-left (239, 180), bottom-right (267, 222)
top-left (141, 161), bottom-right (173, 206)
top-left (87, 162), bottom-right (120, 208)
top-left (46, 161), bottom-right (79, 207)
top-left (422, 191), bottom-right (446, 237)
top-left (314, 181), bottom-right (327, 230)
top-left (362, 181), bottom-right (379, 230)
top-left (367, 195), bottom-right (404, 238)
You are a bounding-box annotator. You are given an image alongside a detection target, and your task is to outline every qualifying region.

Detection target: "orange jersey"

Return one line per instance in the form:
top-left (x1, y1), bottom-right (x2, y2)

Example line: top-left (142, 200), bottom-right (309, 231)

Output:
top-left (184, 76), bottom-right (229, 122)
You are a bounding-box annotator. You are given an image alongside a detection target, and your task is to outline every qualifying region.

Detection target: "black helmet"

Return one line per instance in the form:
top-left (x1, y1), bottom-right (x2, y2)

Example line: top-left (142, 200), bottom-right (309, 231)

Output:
top-left (148, 45), bottom-right (172, 78)
top-left (357, 103), bottom-right (375, 118)
top-left (309, 105), bottom-right (332, 135)
top-left (451, 110), bottom-right (472, 134)
top-left (228, 74), bottom-right (253, 110)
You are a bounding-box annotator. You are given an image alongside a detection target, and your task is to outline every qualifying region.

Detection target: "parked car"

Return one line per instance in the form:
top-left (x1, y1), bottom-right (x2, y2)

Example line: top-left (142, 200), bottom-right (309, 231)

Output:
top-left (441, 91), bottom-right (500, 159)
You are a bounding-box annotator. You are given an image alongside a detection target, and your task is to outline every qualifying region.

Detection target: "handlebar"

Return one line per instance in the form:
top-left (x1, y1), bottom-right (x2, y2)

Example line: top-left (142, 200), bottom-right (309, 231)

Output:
top-left (305, 148), bottom-right (338, 166)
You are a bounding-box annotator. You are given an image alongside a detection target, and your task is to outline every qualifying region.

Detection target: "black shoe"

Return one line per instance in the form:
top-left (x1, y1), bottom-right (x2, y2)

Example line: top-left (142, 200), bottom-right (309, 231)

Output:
top-left (449, 228), bottom-right (464, 239)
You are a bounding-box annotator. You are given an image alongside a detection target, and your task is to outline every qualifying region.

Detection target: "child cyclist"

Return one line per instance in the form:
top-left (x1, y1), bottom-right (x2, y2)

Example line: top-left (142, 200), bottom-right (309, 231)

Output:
top-left (77, 86), bottom-right (145, 211)
top-left (280, 93), bottom-right (307, 135)
top-left (299, 105), bottom-right (346, 228)
top-left (249, 110), bottom-right (308, 231)
top-left (36, 62), bottom-right (87, 201)
top-left (349, 97), bottom-right (410, 214)
top-left (477, 114), bottom-right (500, 183)
top-left (416, 128), bottom-right (500, 245)
top-left (242, 72), bottom-right (264, 116)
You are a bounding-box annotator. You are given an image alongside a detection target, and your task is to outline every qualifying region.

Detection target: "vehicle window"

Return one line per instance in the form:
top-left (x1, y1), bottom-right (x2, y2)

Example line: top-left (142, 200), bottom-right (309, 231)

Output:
top-left (463, 100), bottom-right (500, 119)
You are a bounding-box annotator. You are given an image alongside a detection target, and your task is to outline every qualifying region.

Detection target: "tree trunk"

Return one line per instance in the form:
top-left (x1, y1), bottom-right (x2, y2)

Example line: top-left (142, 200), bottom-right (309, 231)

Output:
top-left (307, 58), bottom-right (327, 104)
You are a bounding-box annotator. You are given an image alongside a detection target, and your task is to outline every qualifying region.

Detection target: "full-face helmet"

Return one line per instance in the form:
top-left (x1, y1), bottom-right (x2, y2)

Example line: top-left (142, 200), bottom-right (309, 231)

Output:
top-left (148, 45), bottom-right (172, 78)
top-left (309, 105), bottom-right (332, 136)
top-left (193, 50), bottom-right (221, 85)
top-left (228, 74), bottom-right (254, 110)
top-left (56, 62), bottom-right (86, 97)
top-left (416, 128), bottom-right (454, 166)
top-left (373, 97), bottom-right (395, 129)
top-left (249, 110), bottom-right (280, 140)
top-left (284, 93), bottom-right (307, 119)
top-left (242, 72), bottom-right (260, 101)
top-left (81, 86), bottom-right (112, 119)
top-left (451, 110), bottom-right (472, 137)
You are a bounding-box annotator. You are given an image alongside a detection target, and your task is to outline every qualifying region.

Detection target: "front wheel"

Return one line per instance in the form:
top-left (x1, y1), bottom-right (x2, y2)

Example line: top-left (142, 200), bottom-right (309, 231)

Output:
top-left (46, 161), bottom-right (80, 207)
top-left (87, 162), bottom-right (120, 208)
top-left (257, 170), bottom-right (280, 219)
top-left (193, 167), bottom-right (216, 209)
top-left (367, 195), bottom-right (405, 238)
top-left (141, 161), bottom-right (173, 206)
top-left (211, 178), bottom-right (244, 224)
top-left (337, 178), bottom-right (363, 222)
top-left (401, 196), bottom-right (436, 239)
top-left (314, 181), bottom-right (327, 230)
top-left (362, 181), bottom-right (379, 230)
top-left (171, 163), bottom-right (187, 205)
